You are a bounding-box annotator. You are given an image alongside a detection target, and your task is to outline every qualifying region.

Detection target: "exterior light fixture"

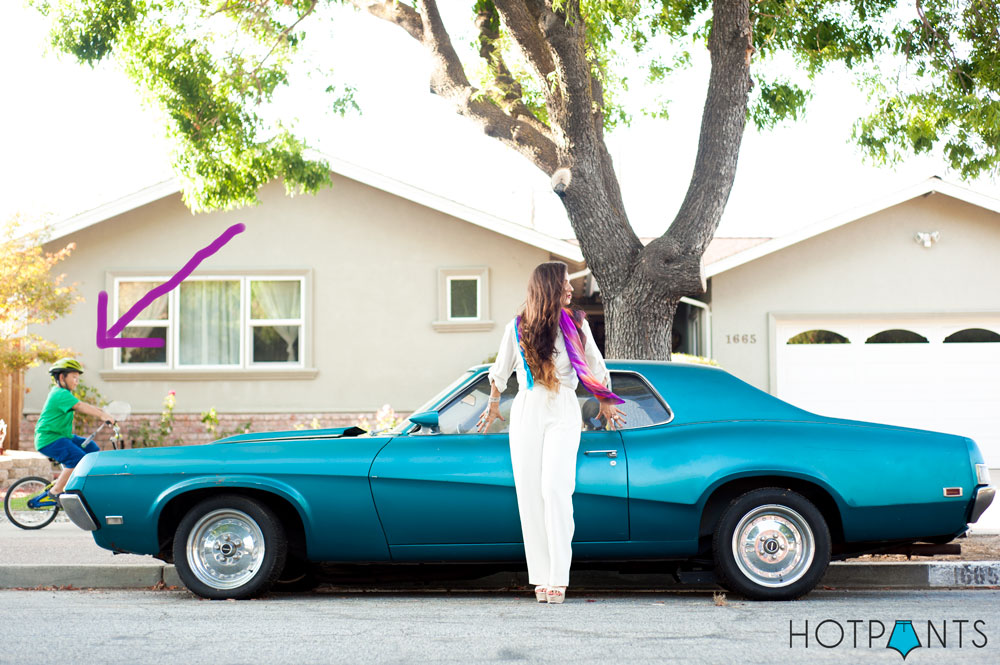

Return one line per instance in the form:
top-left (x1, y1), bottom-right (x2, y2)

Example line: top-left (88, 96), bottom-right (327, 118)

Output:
top-left (914, 231), bottom-right (940, 248)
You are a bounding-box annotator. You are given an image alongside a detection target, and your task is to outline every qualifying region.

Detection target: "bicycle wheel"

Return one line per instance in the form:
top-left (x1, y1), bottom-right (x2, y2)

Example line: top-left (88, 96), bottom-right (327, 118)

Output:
top-left (4, 476), bottom-right (60, 530)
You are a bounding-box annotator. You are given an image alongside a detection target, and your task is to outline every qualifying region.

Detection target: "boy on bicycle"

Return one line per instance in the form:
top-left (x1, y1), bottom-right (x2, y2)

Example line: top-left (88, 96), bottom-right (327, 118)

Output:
top-left (32, 358), bottom-right (115, 505)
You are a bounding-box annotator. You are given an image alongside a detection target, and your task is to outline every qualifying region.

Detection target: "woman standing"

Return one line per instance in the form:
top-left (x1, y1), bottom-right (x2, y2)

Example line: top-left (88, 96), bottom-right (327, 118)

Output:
top-left (478, 261), bottom-right (625, 604)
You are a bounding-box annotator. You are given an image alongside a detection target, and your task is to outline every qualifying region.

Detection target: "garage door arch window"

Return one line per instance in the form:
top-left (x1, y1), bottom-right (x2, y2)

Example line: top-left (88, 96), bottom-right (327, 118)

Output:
top-left (944, 328), bottom-right (1000, 343)
top-left (866, 329), bottom-right (928, 344)
top-left (786, 330), bottom-right (849, 344)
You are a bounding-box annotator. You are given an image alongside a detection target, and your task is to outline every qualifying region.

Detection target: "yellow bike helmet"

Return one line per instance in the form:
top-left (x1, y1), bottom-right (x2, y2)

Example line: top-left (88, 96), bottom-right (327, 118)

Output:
top-left (49, 358), bottom-right (84, 377)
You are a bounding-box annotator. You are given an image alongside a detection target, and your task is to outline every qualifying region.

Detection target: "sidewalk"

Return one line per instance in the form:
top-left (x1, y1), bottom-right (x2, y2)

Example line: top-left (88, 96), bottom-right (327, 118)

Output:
top-left (2, 519), bottom-right (999, 592)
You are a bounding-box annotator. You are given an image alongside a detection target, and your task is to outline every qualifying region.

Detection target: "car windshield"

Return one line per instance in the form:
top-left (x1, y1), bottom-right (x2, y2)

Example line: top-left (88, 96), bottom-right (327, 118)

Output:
top-left (387, 370), bottom-right (476, 435)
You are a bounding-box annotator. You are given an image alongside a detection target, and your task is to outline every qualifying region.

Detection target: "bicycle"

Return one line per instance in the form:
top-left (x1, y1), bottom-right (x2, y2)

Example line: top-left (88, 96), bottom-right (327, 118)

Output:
top-left (3, 401), bottom-right (130, 530)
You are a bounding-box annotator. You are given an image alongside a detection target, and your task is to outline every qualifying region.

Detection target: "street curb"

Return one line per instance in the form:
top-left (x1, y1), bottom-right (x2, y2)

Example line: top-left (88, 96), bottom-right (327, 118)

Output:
top-left (1, 562), bottom-right (998, 592)
top-left (0, 564), bottom-right (164, 589)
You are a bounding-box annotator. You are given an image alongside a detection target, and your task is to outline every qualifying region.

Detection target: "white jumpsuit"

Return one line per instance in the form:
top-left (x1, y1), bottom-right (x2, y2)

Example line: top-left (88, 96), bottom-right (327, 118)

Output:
top-left (488, 317), bottom-right (611, 587)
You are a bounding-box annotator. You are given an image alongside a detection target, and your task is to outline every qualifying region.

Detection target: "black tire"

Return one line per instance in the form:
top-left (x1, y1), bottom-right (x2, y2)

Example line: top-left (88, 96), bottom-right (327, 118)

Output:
top-left (172, 494), bottom-right (287, 600)
top-left (713, 487), bottom-right (831, 601)
top-left (4, 476), bottom-right (60, 530)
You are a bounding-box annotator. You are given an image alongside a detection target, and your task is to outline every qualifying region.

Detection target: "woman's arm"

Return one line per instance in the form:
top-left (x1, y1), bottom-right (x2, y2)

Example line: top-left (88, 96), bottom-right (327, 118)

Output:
top-left (479, 321), bottom-right (517, 433)
top-left (487, 319), bottom-right (517, 393)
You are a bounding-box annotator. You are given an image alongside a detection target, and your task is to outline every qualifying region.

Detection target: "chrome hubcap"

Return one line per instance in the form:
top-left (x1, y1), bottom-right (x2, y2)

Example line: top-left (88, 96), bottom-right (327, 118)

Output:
top-left (187, 509), bottom-right (265, 590)
top-left (731, 504), bottom-right (814, 588)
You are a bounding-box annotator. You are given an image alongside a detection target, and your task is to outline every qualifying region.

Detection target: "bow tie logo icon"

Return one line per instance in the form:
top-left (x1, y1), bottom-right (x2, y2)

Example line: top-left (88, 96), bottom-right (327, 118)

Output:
top-left (887, 620), bottom-right (922, 660)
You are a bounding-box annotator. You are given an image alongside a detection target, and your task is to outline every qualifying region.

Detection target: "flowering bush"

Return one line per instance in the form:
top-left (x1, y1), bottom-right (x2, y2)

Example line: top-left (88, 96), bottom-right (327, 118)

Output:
top-left (294, 418), bottom-right (322, 431)
top-left (199, 406), bottom-right (251, 439)
top-left (356, 404), bottom-right (403, 436)
top-left (128, 390), bottom-right (178, 448)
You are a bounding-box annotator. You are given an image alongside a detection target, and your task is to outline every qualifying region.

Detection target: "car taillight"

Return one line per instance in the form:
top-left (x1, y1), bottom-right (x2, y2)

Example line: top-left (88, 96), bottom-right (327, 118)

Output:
top-left (976, 464), bottom-right (992, 485)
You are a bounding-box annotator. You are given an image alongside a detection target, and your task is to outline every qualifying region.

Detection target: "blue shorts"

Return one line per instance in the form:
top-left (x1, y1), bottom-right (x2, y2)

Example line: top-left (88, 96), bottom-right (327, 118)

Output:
top-left (38, 436), bottom-right (99, 469)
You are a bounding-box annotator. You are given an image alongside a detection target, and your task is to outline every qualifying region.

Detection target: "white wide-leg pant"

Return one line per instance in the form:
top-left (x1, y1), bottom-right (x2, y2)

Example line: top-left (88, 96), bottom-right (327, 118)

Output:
top-left (508, 385), bottom-right (582, 587)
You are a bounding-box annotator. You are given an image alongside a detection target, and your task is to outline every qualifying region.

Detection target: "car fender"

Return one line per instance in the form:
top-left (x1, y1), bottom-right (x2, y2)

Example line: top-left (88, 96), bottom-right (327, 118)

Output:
top-left (149, 474), bottom-right (314, 533)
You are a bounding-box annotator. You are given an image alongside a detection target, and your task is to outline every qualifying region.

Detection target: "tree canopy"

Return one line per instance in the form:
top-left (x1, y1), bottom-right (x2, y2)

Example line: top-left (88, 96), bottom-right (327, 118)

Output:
top-left (32, 1), bottom-right (999, 209)
top-left (29, 0), bottom-right (1000, 358)
top-left (0, 217), bottom-right (80, 374)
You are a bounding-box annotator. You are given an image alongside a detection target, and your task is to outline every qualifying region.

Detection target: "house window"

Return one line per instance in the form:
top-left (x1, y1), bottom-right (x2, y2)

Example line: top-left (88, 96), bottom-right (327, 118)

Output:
top-left (249, 279), bottom-right (303, 364)
top-left (786, 329), bottom-right (850, 344)
top-left (179, 279), bottom-right (241, 367)
top-left (114, 275), bottom-right (305, 369)
top-left (944, 328), bottom-right (1000, 343)
top-left (447, 276), bottom-right (479, 320)
top-left (434, 267), bottom-right (493, 332)
top-left (117, 280), bottom-right (169, 365)
top-left (865, 329), bottom-right (929, 344)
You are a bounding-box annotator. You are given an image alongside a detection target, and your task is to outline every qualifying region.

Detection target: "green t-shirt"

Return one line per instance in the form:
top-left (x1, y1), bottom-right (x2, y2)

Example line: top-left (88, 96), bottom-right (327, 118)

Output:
top-left (34, 386), bottom-right (80, 451)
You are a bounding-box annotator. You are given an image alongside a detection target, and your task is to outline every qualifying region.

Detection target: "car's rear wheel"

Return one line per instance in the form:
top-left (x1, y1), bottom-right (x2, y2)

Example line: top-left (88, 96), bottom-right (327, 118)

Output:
top-left (173, 495), bottom-right (287, 600)
top-left (713, 488), bottom-right (831, 600)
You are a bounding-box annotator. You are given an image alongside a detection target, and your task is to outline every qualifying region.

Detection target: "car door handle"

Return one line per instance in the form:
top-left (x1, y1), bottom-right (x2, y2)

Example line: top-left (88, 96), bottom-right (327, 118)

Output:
top-left (584, 450), bottom-right (617, 458)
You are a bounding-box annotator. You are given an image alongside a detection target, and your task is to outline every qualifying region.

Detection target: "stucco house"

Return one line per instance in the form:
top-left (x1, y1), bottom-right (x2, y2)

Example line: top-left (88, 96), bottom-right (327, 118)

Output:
top-left (21, 170), bottom-right (1000, 528)
top-left (21, 157), bottom-right (584, 444)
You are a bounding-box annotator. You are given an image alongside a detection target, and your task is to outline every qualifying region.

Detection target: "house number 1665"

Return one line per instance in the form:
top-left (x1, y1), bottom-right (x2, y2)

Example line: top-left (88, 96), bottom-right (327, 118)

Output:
top-left (726, 334), bottom-right (757, 344)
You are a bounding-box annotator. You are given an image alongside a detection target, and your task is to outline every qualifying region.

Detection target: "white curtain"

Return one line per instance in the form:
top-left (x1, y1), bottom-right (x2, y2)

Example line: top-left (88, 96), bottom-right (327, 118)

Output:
top-left (252, 281), bottom-right (300, 362)
top-left (179, 281), bottom-right (240, 365)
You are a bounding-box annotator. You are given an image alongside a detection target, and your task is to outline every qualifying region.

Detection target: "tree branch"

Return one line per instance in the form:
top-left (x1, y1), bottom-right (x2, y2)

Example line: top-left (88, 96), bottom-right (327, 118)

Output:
top-left (647, 0), bottom-right (753, 294)
top-left (475, 1), bottom-right (550, 137)
top-left (493, 0), bottom-right (558, 99)
top-left (349, 1), bottom-right (424, 41)
top-left (250, 0), bottom-right (319, 77)
top-left (355, 0), bottom-right (558, 171)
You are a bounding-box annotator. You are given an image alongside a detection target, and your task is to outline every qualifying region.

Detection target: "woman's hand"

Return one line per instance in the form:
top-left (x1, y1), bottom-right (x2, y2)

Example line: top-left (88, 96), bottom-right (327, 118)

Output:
top-left (476, 402), bottom-right (504, 433)
top-left (598, 401), bottom-right (626, 430)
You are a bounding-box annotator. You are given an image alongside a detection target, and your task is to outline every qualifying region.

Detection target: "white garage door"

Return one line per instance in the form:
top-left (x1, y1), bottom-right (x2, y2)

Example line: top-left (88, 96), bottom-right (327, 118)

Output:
top-left (775, 315), bottom-right (1000, 530)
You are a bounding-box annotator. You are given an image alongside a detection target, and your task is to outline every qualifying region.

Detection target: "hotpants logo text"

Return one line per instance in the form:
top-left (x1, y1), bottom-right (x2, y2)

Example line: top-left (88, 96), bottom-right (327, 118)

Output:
top-left (789, 619), bottom-right (987, 655)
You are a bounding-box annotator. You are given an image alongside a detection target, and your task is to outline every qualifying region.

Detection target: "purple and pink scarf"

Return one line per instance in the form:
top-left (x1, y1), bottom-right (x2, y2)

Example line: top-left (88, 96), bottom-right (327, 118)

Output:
top-left (514, 310), bottom-right (624, 404)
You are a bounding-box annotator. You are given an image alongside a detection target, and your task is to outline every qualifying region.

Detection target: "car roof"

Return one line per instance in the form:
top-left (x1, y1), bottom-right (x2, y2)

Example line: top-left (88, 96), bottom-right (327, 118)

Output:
top-left (466, 360), bottom-right (809, 424)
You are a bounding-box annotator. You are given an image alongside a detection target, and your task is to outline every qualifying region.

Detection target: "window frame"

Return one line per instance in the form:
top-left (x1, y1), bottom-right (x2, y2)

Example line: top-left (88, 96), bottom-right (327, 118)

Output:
top-left (247, 276), bottom-right (306, 368)
top-left (112, 276), bottom-right (173, 369)
top-left (433, 267), bottom-right (493, 332)
top-left (107, 271), bottom-right (310, 375)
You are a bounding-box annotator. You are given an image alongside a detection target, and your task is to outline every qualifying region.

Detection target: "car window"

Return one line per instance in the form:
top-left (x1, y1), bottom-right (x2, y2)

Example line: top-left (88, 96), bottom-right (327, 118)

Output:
top-left (431, 375), bottom-right (519, 435)
top-left (602, 372), bottom-right (673, 430)
top-left (424, 370), bottom-right (672, 435)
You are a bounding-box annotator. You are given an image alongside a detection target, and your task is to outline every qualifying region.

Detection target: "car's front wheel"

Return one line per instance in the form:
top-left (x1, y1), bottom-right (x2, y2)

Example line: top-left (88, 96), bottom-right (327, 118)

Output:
top-left (173, 495), bottom-right (287, 600)
top-left (713, 488), bottom-right (831, 600)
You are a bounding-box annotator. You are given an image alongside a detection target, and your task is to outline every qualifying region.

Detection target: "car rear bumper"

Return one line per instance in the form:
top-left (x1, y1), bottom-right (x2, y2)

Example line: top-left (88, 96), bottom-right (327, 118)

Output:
top-left (969, 485), bottom-right (996, 523)
top-left (58, 492), bottom-right (99, 531)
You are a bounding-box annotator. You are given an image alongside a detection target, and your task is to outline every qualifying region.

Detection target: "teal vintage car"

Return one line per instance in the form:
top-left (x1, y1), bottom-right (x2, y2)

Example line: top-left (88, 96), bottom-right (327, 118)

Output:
top-left (59, 361), bottom-right (995, 600)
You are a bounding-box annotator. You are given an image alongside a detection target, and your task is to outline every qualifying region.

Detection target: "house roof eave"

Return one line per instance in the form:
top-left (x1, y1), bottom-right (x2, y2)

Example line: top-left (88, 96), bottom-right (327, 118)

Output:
top-left (705, 176), bottom-right (1000, 278)
top-left (45, 158), bottom-right (584, 264)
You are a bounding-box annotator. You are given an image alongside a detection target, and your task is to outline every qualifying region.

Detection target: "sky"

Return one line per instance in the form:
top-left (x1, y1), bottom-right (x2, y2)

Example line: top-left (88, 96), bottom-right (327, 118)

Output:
top-left (3, 1), bottom-right (999, 242)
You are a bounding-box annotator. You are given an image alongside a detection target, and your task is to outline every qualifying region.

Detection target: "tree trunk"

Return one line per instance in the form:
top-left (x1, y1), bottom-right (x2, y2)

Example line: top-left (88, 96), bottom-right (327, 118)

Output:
top-left (365, 0), bottom-right (751, 362)
top-left (604, 292), bottom-right (680, 361)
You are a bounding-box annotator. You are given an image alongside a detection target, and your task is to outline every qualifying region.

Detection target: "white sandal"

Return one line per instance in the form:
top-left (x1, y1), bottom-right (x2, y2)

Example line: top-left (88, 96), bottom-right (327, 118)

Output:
top-left (534, 586), bottom-right (548, 602)
top-left (546, 586), bottom-right (567, 604)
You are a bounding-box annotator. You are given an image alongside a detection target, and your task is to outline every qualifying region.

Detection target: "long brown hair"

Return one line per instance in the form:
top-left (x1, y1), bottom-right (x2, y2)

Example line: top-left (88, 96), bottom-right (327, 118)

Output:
top-left (518, 261), bottom-right (580, 391)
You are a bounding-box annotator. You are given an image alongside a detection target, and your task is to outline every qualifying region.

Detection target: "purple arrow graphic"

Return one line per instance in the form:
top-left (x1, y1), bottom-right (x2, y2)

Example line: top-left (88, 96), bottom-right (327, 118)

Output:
top-left (96, 223), bottom-right (246, 349)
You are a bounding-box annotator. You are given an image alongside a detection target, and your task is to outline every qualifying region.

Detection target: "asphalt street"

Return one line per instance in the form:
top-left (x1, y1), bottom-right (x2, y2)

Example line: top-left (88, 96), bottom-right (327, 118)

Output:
top-left (1, 589), bottom-right (997, 665)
